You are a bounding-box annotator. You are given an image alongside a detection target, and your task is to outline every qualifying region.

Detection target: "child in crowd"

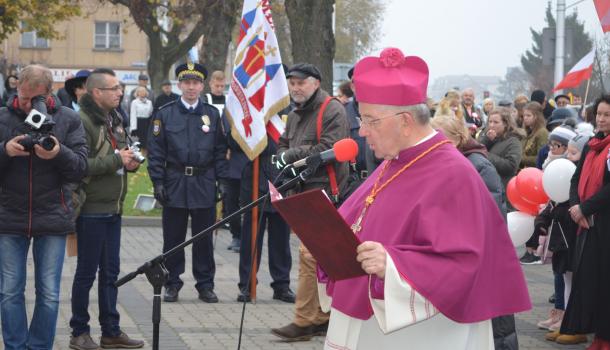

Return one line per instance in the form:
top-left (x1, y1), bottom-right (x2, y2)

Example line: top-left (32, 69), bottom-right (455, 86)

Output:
top-left (543, 132), bottom-right (591, 345)
top-left (521, 124), bottom-right (576, 265)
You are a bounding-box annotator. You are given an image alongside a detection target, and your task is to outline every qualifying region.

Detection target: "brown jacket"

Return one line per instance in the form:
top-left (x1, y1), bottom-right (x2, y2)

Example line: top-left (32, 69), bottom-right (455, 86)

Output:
top-left (521, 127), bottom-right (548, 168)
top-left (278, 89), bottom-right (350, 197)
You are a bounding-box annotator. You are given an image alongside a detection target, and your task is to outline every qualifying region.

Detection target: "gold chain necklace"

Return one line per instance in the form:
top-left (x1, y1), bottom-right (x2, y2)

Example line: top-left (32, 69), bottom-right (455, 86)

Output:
top-left (351, 139), bottom-right (451, 233)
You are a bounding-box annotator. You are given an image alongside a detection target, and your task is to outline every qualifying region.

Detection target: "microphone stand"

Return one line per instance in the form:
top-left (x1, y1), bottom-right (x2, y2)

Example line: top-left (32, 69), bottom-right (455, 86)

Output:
top-left (115, 164), bottom-right (320, 350)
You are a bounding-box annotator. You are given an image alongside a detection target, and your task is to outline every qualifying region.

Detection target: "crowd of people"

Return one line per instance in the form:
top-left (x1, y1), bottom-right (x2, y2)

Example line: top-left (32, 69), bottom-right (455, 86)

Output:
top-left (0, 49), bottom-right (608, 350)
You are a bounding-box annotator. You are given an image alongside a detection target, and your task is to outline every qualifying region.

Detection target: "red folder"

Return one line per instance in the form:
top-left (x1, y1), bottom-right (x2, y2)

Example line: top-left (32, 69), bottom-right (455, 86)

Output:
top-left (269, 183), bottom-right (365, 280)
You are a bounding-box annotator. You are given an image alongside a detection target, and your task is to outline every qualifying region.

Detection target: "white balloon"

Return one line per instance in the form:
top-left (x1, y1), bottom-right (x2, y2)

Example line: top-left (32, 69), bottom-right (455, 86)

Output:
top-left (507, 211), bottom-right (535, 247)
top-left (543, 159), bottom-right (576, 203)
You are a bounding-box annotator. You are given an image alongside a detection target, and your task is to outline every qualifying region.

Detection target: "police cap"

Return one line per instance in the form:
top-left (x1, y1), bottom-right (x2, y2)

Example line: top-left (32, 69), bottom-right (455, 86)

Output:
top-left (175, 63), bottom-right (208, 82)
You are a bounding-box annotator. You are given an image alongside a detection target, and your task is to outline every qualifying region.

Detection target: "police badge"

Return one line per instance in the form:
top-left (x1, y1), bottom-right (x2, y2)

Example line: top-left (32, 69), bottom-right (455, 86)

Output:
top-left (153, 120), bottom-right (161, 136)
top-left (201, 115), bottom-right (210, 133)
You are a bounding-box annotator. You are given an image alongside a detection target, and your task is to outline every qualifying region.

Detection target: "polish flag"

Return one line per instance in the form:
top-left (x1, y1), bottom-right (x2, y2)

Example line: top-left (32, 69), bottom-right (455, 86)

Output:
top-left (552, 49), bottom-right (595, 92)
top-left (594, 0), bottom-right (610, 33)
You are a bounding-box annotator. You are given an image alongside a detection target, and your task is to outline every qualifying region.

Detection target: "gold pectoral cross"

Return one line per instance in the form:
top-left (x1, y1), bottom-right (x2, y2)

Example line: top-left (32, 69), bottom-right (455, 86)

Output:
top-left (351, 196), bottom-right (375, 234)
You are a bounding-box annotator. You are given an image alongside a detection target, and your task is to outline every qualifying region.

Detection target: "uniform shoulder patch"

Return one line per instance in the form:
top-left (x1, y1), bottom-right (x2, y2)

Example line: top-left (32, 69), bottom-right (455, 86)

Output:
top-left (153, 119), bottom-right (162, 136)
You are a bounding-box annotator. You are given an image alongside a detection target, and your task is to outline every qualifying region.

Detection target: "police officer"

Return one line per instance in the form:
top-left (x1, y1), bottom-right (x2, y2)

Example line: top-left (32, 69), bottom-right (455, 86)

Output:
top-left (147, 63), bottom-right (228, 303)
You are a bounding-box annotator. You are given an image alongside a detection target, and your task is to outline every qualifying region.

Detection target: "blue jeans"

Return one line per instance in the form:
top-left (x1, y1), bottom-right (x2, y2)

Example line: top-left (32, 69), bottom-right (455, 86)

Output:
top-left (0, 234), bottom-right (66, 350)
top-left (70, 214), bottom-right (122, 337)
top-left (554, 272), bottom-right (565, 310)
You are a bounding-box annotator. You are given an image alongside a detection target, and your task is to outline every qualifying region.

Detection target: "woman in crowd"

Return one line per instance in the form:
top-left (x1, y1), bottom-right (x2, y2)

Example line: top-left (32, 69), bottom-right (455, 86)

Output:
top-left (482, 97), bottom-right (494, 125)
top-left (434, 90), bottom-right (463, 121)
top-left (560, 94), bottom-right (610, 349)
top-left (2, 75), bottom-right (18, 106)
top-left (521, 101), bottom-right (549, 168)
top-left (335, 80), bottom-right (353, 105)
top-left (129, 86), bottom-right (153, 147)
top-left (513, 94), bottom-right (529, 128)
top-left (478, 107), bottom-right (524, 189)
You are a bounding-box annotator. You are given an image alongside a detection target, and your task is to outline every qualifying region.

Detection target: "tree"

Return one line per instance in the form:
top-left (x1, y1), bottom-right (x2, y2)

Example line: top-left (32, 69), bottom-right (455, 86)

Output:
top-left (335, 0), bottom-right (384, 64)
top-left (285, 0), bottom-right (335, 92)
top-left (108, 0), bottom-right (238, 95)
top-left (268, 0), bottom-right (293, 67)
top-left (521, 1), bottom-right (593, 94)
top-left (198, 0), bottom-right (241, 75)
top-left (0, 0), bottom-right (81, 43)
top-left (498, 67), bottom-right (531, 100)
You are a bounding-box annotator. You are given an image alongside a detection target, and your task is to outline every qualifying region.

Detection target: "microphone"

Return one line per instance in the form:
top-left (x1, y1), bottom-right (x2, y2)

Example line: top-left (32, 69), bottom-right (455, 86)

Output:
top-left (291, 138), bottom-right (358, 169)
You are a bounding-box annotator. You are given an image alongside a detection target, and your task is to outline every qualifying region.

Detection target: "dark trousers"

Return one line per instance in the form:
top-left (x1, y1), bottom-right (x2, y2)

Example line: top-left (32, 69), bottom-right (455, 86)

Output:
top-left (238, 211), bottom-right (291, 292)
top-left (222, 178), bottom-right (242, 239)
top-left (70, 214), bottom-right (122, 337)
top-left (162, 207), bottom-right (216, 291)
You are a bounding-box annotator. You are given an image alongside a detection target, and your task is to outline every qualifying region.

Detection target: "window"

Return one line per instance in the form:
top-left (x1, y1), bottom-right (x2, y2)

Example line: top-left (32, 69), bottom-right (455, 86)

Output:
top-left (20, 22), bottom-right (49, 48)
top-left (95, 22), bottom-right (121, 49)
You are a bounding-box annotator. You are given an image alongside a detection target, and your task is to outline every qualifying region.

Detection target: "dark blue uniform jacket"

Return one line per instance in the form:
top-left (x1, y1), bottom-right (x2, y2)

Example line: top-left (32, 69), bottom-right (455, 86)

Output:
top-left (147, 99), bottom-right (228, 209)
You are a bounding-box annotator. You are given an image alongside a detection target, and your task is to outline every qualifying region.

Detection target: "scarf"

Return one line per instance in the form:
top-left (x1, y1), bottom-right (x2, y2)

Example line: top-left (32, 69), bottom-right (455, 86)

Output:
top-left (578, 133), bottom-right (610, 202)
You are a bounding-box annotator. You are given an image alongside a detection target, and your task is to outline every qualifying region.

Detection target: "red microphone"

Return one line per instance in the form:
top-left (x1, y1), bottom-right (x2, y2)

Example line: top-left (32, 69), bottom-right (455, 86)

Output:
top-left (290, 138), bottom-right (359, 168)
top-left (333, 138), bottom-right (359, 162)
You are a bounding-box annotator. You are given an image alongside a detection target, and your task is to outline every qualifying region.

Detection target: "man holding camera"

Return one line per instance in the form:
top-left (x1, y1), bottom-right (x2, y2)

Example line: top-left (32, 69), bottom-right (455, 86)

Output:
top-left (68, 68), bottom-right (144, 350)
top-left (148, 63), bottom-right (228, 304)
top-left (0, 65), bottom-right (88, 350)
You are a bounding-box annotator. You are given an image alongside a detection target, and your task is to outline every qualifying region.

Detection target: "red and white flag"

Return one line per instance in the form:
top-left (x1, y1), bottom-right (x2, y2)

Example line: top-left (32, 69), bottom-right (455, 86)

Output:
top-left (552, 49), bottom-right (595, 92)
top-left (594, 0), bottom-right (610, 33)
top-left (225, 0), bottom-right (289, 160)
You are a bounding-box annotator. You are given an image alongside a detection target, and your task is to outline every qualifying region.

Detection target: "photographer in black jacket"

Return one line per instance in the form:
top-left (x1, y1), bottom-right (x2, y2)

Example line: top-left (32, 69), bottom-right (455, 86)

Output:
top-left (0, 64), bottom-right (88, 349)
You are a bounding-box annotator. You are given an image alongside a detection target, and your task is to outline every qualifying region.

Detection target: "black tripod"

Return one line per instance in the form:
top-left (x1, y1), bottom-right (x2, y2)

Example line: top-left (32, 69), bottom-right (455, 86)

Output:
top-left (115, 164), bottom-right (320, 350)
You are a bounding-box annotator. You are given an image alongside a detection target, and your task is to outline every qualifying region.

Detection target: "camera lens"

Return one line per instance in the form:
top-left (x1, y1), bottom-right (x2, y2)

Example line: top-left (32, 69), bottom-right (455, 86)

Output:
top-left (40, 136), bottom-right (56, 151)
top-left (31, 114), bottom-right (42, 124)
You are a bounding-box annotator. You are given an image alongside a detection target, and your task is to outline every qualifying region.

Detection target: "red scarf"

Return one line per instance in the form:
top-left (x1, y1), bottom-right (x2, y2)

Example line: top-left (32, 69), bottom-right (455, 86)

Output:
top-left (578, 134), bottom-right (610, 202)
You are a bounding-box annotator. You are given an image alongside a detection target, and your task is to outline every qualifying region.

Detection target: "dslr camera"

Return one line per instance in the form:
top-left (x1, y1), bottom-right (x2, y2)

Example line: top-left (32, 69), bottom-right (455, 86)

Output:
top-left (18, 96), bottom-right (56, 152)
top-left (129, 141), bottom-right (146, 164)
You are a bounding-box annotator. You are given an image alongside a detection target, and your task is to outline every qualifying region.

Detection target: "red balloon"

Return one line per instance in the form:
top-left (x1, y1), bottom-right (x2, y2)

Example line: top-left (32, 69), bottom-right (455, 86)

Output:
top-left (516, 167), bottom-right (549, 205)
top-left (507, 177), bottom-right (540, 215)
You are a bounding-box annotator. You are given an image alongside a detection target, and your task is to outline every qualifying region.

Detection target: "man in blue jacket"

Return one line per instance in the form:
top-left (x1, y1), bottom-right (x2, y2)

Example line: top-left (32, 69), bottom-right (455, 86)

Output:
top-left (148, 63), bottom-right (228, 303)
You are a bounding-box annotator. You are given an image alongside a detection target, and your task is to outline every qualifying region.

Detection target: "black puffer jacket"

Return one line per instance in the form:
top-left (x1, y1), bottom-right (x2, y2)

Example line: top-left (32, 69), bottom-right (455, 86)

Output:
top-left (0, 95), bottom-right (88, 236)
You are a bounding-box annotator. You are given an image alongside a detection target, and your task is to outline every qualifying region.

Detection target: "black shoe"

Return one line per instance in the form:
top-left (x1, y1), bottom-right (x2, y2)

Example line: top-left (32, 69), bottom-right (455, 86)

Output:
top-left (519, 251), bottom-right (541, 265)
top-left (313, 321), bottom-right (329, 336)
top-left (273, 288), bottom-right (296, 303)
top-left (164, 287), bottom-right (179, 302)
top-left (237, 289), bottom-right (251, 302)
top-left (271, 323), bottom-right (316, 342)
top-left (548, 293), bottom-right (556, 304)
top-left (227, 238), bottom-right (240, 251)
top-left (199, 288), bottom-right (219, 303)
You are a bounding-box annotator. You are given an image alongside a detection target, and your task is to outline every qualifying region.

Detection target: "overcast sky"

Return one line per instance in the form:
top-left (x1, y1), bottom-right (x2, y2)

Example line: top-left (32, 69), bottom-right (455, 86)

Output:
top-left (375, 0), bottom-right (605, 81)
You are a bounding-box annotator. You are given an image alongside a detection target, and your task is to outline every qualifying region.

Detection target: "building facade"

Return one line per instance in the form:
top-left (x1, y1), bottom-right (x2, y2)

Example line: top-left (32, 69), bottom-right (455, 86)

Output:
top-left (2, 1), bottom-right (149, 90)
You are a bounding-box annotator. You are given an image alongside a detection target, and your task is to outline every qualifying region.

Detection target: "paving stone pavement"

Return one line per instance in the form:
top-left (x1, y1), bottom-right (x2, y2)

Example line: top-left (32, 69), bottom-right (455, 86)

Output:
top-left (2, 225), bottom-right (591, 349)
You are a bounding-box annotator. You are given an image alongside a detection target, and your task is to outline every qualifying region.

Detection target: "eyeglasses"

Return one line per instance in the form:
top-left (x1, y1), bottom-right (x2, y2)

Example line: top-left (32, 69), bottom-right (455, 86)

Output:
top-left (97, 85), bottom-right (122, 92)
top-left (548, 142), bottom-right (566, 149)
top-left (360, 111), bottom-right (406, 128)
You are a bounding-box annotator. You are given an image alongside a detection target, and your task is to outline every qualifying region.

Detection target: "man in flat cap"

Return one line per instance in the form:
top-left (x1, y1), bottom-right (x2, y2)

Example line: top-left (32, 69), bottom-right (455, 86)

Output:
top-left (315, 48), bottom-right (531, 349)
top-left (147, 62), bottom-right (228, 303)
top-left (153, 80), bottom-right (179, 112)
top-left (271, 63), bottom-right (350, 341)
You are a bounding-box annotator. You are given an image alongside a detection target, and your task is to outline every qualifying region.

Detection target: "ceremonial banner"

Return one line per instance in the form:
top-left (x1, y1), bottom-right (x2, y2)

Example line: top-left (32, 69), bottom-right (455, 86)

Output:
top-left (552, 48), bottom-right (595, 92)
top-left (594, 0), bottom-right (610, 33)
top-left (225, 0), bottom-right (289, 160)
